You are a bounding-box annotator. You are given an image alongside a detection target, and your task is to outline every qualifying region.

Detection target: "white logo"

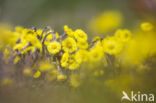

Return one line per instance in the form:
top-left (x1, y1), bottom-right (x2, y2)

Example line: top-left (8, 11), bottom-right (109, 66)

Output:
top-left (121, 91), bottom-right (154, 102)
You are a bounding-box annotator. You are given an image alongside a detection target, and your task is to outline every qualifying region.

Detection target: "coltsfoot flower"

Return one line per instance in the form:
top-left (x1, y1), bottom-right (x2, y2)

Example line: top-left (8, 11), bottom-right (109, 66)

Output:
top-left (61, 52), bottom-right (69, 68)
top-left (57, 74), bottom-right (67, 81)
top-left (62, 37), bottom-right (77, 53)
top-left (33, 71), bottom-right (41, 78)
top-left (102, 36), bottom-right (123, 55)
top-left (64, 25), bottom-right (74, 37)
top-left (141, 22), bottom-right (153, 31)
top-left (115, 29), bottom-right (132, 42)
top-left (74, 29), bottom-right (87, 42)
top-left (70, 74), bottom-right (81, 88)
top-left (47, 41), bottom-right (61, 54)
top-left (77, 40), bottom-right (88, 49)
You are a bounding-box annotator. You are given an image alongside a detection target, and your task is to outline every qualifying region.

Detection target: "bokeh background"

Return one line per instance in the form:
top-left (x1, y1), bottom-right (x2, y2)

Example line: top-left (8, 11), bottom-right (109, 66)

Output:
top-left (0, 0), bottom-right (156, 103)
top-left (0, 0), bottom-right (155, 33)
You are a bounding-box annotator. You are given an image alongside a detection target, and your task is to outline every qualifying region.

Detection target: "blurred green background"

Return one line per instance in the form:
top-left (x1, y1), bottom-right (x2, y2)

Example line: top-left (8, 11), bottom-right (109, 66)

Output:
top-left (0, 0), bottom-right (139, 30)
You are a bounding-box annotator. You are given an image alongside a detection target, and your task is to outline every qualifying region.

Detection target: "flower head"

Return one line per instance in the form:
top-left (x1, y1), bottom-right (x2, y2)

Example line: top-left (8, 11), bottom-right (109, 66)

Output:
top-left (64, 25), bottom-right (74, 37)
top-left (47, 41), bottom-right (61, 54)
top-left (141, 22), bottom-right (153, 31)
top-left (61, 52), bottom-right (69, 68)
top-left (115, 29), bottom-right (131, 42)
top-left (62, 37), bottom-right (77, 53)
top-left (102, 36), bottom-right (123, 55)
top-left (74, 29), bottom-right (87, 42)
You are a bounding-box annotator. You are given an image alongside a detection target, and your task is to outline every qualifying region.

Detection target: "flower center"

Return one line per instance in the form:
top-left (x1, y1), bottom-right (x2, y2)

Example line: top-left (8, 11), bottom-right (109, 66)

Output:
top-left (108, 43), bottom-right (115, 50)
top-left (51, 44), bottom-right (57, 49)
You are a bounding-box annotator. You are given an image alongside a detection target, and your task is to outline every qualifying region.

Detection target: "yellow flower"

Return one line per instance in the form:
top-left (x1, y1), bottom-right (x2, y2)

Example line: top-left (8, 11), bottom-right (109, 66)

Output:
top-left (13, 43), bottom-right (26, 51)
top-left (89, 45), bottom-right (104, 62)
top-left (69, 61), bottom-right (80, 70)
top-left (75, 49), bottom-right (89, 62)
top-left (57, 74), bottom-right (67, 81)
top-left (25, 34), bottom-right (42, 51)
top-left (62, 37), bottom-right (77, 53)
top-left (74, 29), bottom-right (87, 42)
top-left (102, 36), bottom-right (123, 55)
top-left (3, 48), bottom-right (10, 64)
top-left (89, 11), bottom-right (123, 33)
top-left (33, 70), bottom-right (41, 78)
top-left (141, 22), bottom-right (153, 31)
top-left (61, 52), bottom-right (69, 68)
top-left (21, 46), bottom-right (35, 54)
top-left (13, 56), bottom-right (20, 64)
top-left (23, 68), bottom-right (32, 76)
top-left (46, 69), bottom-right (58, 81)
top-left (47, 41), bottom-right (61, 54)
top-left (115, 29), bottom-right (132, 42)
top-left (92, 36), bottom-right (101, 42)
top-left (68, 54), bottom-right (80, 70)
top-left (15, 26), bottom-right (24, 33)
top-left (70, 74), bottom-right (81, 88)
top-left (1, 78), bottom-right (13, 87)
top-left (77, 40), bottom-right (88, 49)
top-left (64, 25), bottom-right (74, 37)
top-left (39, 62), bottom-right (54, 72)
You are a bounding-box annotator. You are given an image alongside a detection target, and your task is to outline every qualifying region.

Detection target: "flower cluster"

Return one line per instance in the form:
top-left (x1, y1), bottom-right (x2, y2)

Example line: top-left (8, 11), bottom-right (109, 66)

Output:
top-left (0, 22), bottom-right (156, 88)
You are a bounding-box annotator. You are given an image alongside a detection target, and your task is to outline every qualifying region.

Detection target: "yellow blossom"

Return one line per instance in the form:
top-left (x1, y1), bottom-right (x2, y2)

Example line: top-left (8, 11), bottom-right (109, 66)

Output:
top-left (61, 52), bottom-right (69, 68)
top-left (102, 36), bottom-right (123, 55)
top-left (74, 29), bottom-right (88, 42)
top-left (141, 22), bottom-right (153, 31)
top-left (39, 62), bottom-right (54, 72)
top-left (57, 74), bottom-right (67, 81)
top-left (62, 37), bottom-right (77, 53)
top-left (47, 41), bottom-right (61, 54)
top-left (115, 29), bottom-right (132, 42)
top-left (33, 70), bottom-right (41, 78)
top-left (23, 68), bottom-right (32, 76)
top-left (64, 25), bottom-right (74, 37)
top-left (77, 40), bottom-right (88, 49)
top-left (70, 74), bottom-right (81, 88)
top-left (75, 49), bottom-right (89, 62)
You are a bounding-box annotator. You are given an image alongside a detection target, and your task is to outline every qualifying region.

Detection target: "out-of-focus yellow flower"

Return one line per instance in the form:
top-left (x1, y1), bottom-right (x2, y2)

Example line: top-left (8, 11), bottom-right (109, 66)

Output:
top-left (75, 49), bottom-right (89, 62)
top-left (1, 78), bottom-right (13, 87)
top-left (93, 69), bottom-right (104, 77)
top-left (89, 11), bottom-right (123, 34)
top-left (92, 36), bottom-right (101, 42)
top-left (13, 43), bottom-right (26, 51)
top-left (77, 41), bottom-right (88, 49)
top-left (121, 31), bottom-right (156, 65)
top-left (102, 36), bottom-right (123, 55)
top-left (25, 34), bottom-right (42, 51)
top-left (47, 41), bottom-right (61, 54)
top-left (33, 70), bottom-right (41, 78)
top-left (89, 45), bottom-right (104, 62)
top-left (64, 25), bottom-right (74, 37)
top-left (46, 69), bottom-right (58, 81)
top-left (115, 29), bottom-right (132, 42)
top-left (74, 29), bottom-right (88, 42)
top-left (22, 46), bottom-right (35, 54)
top-left (141, 22), bottom-right (153, 31)
top-left (68, 54), bottom-right (80, 70)
top-left (57, 74), bottom-right (67, 81)
top-left (62, 37), bottom-right (77, 53)
top-left (23, 68), bottom-right (32, 76)
top-left (39, 62), bottom-right (54, 72)
top-left (15, 26), bottom-right (24, 33)
top-left (61, 52), bottom-right (69, 68)
top-left (70, 74), bottom-right (81, 88)
top-left (3, 48), bottom-right (10, 64)
top-left (13, 56), bottom-right (20, 64)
